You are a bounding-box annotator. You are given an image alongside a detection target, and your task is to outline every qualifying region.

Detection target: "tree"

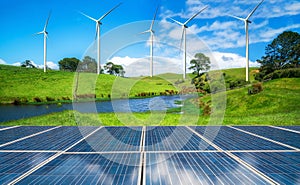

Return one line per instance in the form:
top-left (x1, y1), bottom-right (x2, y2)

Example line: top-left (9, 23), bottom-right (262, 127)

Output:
top-left (256, 31), bottom-right (300, 80)
top-left (21, 60), bottom-right (36, 68)
top-left (189, 53), bottom-right (211, 76)
top-left (58, 57), bottom-right (80, 72)
top-left (104, 62), bottom-right (125, 76)
top-left (189, 53), bottom-right (211, 92)
top-left (77, 56), bottom-right (97, 73)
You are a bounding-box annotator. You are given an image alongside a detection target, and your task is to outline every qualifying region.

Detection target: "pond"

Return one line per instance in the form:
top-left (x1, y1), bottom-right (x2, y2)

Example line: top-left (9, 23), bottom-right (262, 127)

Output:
top-left (0, 95), bottom-right (188, 122)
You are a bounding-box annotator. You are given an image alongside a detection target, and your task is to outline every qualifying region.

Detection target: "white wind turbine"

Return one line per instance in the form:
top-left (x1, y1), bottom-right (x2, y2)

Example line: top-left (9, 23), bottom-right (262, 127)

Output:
top-left (36, 11), bottom-right (51, 73)
top-left (140, 6), bottom-right (159, 77)
top-left (170, 5), bottom-right (208, 79)
top-left (229, 0), bottom-right (264, 82)
top-left (80, 3), bottom-right (122, 75)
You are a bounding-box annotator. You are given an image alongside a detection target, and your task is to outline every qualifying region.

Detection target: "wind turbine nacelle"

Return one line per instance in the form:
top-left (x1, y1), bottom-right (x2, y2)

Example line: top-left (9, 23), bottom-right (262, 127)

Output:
top-left (184, 25), bottom-right (188, 28)
top-left (247, 20), bottom-right (252, 24)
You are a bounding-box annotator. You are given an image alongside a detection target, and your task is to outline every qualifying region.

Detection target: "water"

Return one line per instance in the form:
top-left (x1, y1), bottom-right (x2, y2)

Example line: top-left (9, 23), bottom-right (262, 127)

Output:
top-left (0, 95), bottom-right (185, 122)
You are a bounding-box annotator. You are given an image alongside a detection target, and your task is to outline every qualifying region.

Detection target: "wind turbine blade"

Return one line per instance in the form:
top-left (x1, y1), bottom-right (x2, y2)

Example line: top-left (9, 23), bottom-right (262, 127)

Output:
top-left (43, 11), bottom-right (51, 32)
top-left (98, 2), bottom-right (122, 21)
top-left (246, 0), bottom-right (264, 20)
top-left (34, 31), bottom-right (44, 35)
top-left (139, 30), bottom-right (150, 34)
top-left (180, 27), bottom-right (185, 51)
top-left (228, 14), bottom-right (245, 21)
top-left (169, 17), bottom-right (184, 26)
top-left (184, 5), bottom-right (208, 25)
top-left (150, 6), bottom-right (159, 30)
top-left (79, 11), bottom-right (97, 22)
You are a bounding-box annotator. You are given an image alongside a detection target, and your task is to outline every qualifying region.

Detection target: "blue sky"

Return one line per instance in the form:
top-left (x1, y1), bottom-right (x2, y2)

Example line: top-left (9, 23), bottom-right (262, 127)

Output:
top-left (0, 0), bottom-right (299, 76)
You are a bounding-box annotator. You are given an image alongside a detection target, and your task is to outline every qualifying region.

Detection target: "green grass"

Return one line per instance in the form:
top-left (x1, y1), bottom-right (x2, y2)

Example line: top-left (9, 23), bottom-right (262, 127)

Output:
top-left (0, 65), bottom-right (178, 104)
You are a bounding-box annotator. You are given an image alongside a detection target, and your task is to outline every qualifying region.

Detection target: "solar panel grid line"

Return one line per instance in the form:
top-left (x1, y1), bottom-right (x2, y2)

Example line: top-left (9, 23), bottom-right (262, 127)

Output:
top-left (186, 126), bottom-right (279, 185)
top-left (8, 126), bottom-right (103, 185)
top-left (181, 153), bottom-right (213, 184)
top-left (0, 150), bottom-right (62, 153)
top-left (64, 151), bottom-right (141, 154)
top-left (137, 126), bottom-right (145, 185)
top-left (229, 126), bottom-right (300, 151)
top-left (0, 126), bottom-right (60, 148)
top-left (0, 126), bottom-right (19, 131)
top-left (270, 126), bottom-right (300, 134)
top-left (187, 153), bottom-right (215, 184)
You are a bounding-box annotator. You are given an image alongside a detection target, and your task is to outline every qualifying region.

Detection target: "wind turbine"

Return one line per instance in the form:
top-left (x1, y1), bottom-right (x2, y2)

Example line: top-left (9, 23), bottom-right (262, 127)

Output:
top-left (170, 5), bottom-right (208, 79)
top-left (229, 0), bottom-right (264, 82)
top-left (140, 6), bottom-right (159, 77)
top-left (80, 3), bottom-right (122, 75)
top-left (36, 11), bottom-right (51, 73)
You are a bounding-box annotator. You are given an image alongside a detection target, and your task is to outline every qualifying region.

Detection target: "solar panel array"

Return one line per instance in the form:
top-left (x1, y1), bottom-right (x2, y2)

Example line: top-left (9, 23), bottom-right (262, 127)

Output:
top-left (0, 125), bottom-right (299, 184)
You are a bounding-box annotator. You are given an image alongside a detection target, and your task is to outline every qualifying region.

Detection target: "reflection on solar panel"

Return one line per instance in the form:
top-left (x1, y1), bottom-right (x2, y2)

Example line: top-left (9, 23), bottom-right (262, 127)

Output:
top-left (145, 126), bottom-right (215, 151)
top-left (18, 153), bottom-right (140, 184)
top-left (193, 126), bottom-right (290, 150)
top-left (235, 126), bottom-right (300, 149)
top-left (0, 126), bottom-right (299, 184)
top-left (68, 127), bottom-right (142, 152)
top-left (234, 152), bottom-right (300, 184)
top-left (146, 152), bottom-right (269, 184)
top-left (280, 126), bottom-right (300, 132)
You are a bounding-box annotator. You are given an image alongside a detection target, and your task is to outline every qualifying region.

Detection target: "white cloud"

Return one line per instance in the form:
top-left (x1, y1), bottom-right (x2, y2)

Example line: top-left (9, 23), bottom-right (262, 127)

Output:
top-left (0, 58), bottom-right (6, 64)
top-left (12, 62), bottom-right (21, 66)
top-left (208, 51), bottom-right (260, 70)
top-left (46, 61), bottom-right (59, 70)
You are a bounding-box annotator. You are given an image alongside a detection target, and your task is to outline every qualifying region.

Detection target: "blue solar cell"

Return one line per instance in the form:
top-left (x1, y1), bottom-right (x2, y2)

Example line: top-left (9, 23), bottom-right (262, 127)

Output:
top-left (279, 126), bottom-right (300, 132)
top-left (19, 153), bottom-right (140, 185)
top-left (1, 126), bottom-right (97, 150)
top-left (0, 126), bottom-right (54, 145)
top-left (235, 126), bottom-right (300, 149)
top-left (68, 127), bottom-right (142, 152)
top-left (193, 126), bottom-right (290, 150)
top-left (0, 152), bottom-right (55, 184)
top-left (234, 152), bottom-right (300, 184)
top-left (146, 152), bottom-right (269, 184)
top-left (145, 126), bottom-right (215, 151)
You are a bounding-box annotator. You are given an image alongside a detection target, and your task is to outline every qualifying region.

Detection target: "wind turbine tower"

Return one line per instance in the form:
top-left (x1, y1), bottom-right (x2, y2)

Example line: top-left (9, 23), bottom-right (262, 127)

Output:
top-left (230, 0), bottom-right (264, 81)
top-left (80, 3), bottom-right (122, 75)
top-left (36, 11), bottom-right (51, 73)
top-left (140, 6), bottom-right (159, 77)
top-left (170, 6), bottom-right (208, 79)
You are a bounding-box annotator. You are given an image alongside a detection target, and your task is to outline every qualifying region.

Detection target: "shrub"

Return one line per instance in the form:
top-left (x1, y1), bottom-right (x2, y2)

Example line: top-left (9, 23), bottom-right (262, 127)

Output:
top-left (263, 68), bottom-right (300, 81)
top-left (12, 98), bottom-right (21, 105)
top-left (248, 82), bottom-right (263, 95)
top-left (46, 96), bottom-right (55, 102)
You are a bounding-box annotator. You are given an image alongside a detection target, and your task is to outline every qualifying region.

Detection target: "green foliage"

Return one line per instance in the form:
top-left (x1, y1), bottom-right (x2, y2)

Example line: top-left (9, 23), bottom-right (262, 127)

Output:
top-left (104, 62), bottom-right (125, 76)
top-left (77, 56), bottom-right (97, 73)
top-left (58, 57), bottom-right (81, 72)
top-left (21, 60), bottom-right (36, 68)
top-left (248, 82), bottom-right (263, 95)
top-left (256, 31), bottom-right (300, 80)
top-left (263, 68), bottom-right (300, 80)
top-left (189, 53), bottom-right (211, 76)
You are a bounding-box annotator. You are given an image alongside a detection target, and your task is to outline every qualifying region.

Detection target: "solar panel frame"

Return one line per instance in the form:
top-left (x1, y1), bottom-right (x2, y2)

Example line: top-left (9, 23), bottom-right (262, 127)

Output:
top-left (0, 126), bottom-right (98, 151)
top-left (193, 126), bottom-right (291, 150)
top-left (234, 126), bottom-right (300, 149)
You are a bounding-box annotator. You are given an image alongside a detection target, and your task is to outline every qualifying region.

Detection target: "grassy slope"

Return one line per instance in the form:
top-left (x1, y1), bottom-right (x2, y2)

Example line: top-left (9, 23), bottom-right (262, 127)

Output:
top-left (0, 64), bottom-right (177, 103)
top-left (2, 78), bottom-right (299, 126)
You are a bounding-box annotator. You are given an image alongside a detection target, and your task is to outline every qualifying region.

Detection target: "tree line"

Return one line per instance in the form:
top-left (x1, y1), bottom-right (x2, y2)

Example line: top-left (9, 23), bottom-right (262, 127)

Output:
top-left (58, 56), bottom-right (125, 77)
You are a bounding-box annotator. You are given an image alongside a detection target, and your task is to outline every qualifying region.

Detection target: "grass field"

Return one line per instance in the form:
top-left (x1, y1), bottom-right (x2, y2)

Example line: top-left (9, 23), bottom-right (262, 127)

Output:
top-left (2, 78), bottom-right (299, 126)
top-left (0, 64), bottom-right (178, 104)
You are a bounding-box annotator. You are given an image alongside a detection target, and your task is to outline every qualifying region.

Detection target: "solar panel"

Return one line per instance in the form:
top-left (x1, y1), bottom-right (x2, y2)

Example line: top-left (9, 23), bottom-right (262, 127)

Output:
top-left (234, 152), bottom-right (300, 184)
top-left (193, 126), bottom-right (290, 150)
top-left (0, 152), bottom-right (55, 184)
top-left (145, 126), bottom-right (215, 151)
top-left (18, 153), bottom-right (140, 185)
top-left (0, 126), bottom-right (98, 151)
top-left (234, 126), bottom-right (300, 149)
top-left (146, 152), bottom-right (269, 184)
top-left (0, 126), bottom-right (299, 184)
top-left (68, 127), bottom-right (142, 152)
top-left (0, 126), bottom-right (55, 145)
top-left (279, 126), bottom-right (300, 132)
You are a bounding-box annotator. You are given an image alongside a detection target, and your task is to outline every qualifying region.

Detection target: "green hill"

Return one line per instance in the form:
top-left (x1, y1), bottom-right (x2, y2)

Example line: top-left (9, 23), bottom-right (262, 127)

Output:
top-left (0, 64), bottom-right (177, 104)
